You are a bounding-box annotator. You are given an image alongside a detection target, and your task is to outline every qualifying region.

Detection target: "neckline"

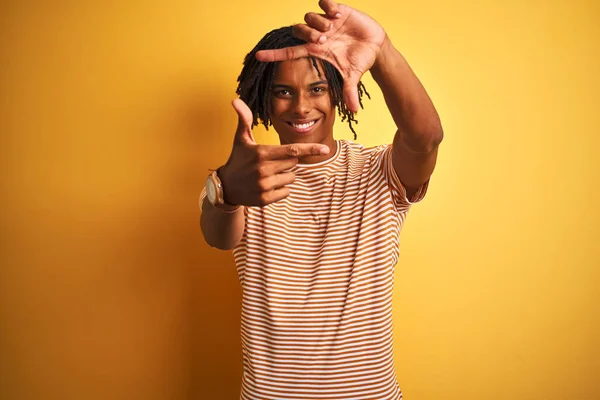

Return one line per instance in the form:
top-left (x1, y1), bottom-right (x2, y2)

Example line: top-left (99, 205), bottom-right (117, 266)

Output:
top-left (295, 140), bottom-right (341, 168)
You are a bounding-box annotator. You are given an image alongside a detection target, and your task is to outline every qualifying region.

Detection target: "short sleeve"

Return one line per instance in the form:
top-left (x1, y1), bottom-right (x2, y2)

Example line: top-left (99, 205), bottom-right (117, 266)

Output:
top-left (373, 143), bottom-right (430, 213)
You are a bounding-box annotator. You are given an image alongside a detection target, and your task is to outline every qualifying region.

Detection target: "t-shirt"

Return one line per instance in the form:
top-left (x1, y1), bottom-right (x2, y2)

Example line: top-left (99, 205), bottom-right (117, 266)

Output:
top-left (201, 139), bottom-right (428, 400)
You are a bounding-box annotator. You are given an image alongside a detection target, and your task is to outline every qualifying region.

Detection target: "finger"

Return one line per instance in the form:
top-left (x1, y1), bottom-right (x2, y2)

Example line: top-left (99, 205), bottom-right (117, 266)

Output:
top-left (259, 142), bottom-right (330, 160)
top-left (304, 12), bottom-right (333, 32)
top-left (343, 77), bottom-right (360, 114)
top-left (318, 0), bottom-right (342, 19)
top-left (261, 187), bottom-right (291, 206)
top-left (259, 171), bottom-right (296, 191)
top-left (258, 158), bottom-right (298, 177)
top-left (272, 157), bottom-right (298, 173)
top-left (256, 44), bottom-right (311, 62)
top-left (292, 24), bottom-right (327, 45)
top-left (232, 98), bottom-right (255, 144)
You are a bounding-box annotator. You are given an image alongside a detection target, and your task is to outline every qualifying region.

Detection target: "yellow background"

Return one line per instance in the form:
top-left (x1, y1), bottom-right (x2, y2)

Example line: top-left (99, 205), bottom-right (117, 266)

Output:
top-left (1, 0), bottom-right (598, 399)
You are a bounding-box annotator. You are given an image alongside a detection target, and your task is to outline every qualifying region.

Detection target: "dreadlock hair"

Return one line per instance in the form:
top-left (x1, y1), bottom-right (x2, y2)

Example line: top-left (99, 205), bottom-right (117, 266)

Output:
top-left (236, 26), bottom-right (370, 140)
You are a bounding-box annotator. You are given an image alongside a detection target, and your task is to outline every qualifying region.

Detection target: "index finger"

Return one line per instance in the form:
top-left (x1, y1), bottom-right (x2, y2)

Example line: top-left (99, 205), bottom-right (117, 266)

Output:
top-left (259, 143), bottom-right (330, 160)
top-left (256, 44), bottom-right (311, 62)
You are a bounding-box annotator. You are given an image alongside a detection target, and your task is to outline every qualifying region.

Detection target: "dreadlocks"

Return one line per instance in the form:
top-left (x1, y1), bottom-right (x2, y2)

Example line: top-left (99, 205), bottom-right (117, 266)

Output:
top-left (236, 26), bottom-right (370, 140)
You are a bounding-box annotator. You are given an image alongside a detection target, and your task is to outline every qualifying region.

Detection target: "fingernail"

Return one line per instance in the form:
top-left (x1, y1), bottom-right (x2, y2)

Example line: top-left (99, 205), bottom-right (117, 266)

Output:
top-left (335, 12), bottom-right (341, 18)
top-left (318, 35), bottom-right (326, 44)
top-left (320, 146), bottom-right (330, 155)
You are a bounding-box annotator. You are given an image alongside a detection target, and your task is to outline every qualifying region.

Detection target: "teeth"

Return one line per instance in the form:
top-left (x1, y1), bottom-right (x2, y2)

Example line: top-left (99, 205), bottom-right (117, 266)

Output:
top-left (291, 120), bottom-right (316, 129)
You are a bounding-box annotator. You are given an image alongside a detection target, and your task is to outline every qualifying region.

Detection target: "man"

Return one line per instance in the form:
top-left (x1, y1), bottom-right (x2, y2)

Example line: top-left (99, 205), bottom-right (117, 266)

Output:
top-left (200, 1), bottom-right (443, 398)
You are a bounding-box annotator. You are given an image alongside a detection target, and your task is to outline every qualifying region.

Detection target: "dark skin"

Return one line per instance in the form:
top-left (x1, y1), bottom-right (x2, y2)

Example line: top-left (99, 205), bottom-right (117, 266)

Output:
top-left (269, 57), bottom-right (338, 164)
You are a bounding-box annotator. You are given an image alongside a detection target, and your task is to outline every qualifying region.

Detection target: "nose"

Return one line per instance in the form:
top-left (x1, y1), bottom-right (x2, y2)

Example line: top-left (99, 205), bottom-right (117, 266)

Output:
top-left (292, 91), bottom-right (311, 115)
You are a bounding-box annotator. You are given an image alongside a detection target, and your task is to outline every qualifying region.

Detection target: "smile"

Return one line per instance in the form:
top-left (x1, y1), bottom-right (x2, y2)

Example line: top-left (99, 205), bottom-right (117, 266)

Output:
top-left (286, 119), bottom-right (319, 133)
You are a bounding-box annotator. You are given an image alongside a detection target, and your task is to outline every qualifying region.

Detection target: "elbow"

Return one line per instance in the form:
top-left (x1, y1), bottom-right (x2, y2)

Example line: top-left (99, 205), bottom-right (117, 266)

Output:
top-left (201, 230), bottom-right (238, 251)
top-left (199, 217), bottom-right (228, 251)
top-left (421, 128), bottom-right (444, 152)
top-left (430, 128), bottom-right (444, 150)
top-left (210, 239), bottom-right (239, 251)
top-left (399, 126), bottom-right (443, 154)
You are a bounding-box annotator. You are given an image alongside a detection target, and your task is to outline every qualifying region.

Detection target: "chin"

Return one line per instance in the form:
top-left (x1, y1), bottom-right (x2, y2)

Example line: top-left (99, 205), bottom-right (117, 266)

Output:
top-left (283, 131), bottom-right (326, 145)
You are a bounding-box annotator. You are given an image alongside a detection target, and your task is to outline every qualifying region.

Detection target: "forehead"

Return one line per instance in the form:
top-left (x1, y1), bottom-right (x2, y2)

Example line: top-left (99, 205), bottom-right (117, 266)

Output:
top-left (273, 58), bottom-right (326, 84)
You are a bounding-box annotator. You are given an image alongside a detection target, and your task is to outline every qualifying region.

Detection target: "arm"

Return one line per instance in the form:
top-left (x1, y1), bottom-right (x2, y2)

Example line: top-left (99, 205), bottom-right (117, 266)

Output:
top-left (200, 197), bottom-right (245, 250)
top-left (199, 99), bottom-right (330, 250)
top-left (370, 37), bottom-right (444, 199)
top-left (254, 0), bottom-right (443, 200)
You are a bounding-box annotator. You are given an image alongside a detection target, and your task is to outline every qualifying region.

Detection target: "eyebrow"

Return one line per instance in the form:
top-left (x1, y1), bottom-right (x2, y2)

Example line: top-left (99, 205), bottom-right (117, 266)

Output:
top-left (272, 80), bottom-right (329, 89)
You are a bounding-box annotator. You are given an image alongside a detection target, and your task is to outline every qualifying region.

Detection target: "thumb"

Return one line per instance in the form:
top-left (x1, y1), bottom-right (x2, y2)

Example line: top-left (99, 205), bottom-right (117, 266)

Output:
top-left (232, 98), bottom-right (256, 144)
top-left (343, 77), bottom-right (360, 114)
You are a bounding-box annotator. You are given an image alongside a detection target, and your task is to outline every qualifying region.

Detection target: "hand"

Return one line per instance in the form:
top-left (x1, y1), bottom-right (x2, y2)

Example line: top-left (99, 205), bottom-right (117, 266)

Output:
top-left (256, 0), bottom-right (387, 113)
top-left (219, 99), bottom-right (330, 207)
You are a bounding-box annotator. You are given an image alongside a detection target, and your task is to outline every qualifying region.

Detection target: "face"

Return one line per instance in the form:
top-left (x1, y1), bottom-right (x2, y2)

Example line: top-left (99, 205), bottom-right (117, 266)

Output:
top-left (269, 58), bottom-right (336, 147)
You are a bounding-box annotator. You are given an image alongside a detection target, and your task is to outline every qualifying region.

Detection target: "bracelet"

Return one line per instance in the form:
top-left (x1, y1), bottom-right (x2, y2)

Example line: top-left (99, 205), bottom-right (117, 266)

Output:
top-left (199, 193), bottom-right (242, 214)
top-left (216, 204), bottom-right (243, 213)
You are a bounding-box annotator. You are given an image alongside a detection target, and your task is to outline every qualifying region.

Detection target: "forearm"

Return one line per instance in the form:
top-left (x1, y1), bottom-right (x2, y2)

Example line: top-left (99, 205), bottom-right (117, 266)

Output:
top-left (200, 198), bottom-right (245, 250)
top-left (370, 36), bottom-right (443, 152)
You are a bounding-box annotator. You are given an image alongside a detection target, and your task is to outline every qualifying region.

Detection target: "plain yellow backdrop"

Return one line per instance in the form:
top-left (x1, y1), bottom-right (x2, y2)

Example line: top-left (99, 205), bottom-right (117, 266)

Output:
top-left (1, 0), bottom-right (599, 399)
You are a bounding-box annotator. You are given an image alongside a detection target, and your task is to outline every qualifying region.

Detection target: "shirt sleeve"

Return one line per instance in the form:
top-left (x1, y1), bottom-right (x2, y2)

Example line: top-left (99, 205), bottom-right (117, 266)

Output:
top-left (372, 143), bottom-right (430, 214)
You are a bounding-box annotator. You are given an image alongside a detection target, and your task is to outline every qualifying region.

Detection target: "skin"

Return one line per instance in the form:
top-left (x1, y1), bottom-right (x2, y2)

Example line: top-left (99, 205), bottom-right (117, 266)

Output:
top-left (269, 57), bottom-right (338, 164)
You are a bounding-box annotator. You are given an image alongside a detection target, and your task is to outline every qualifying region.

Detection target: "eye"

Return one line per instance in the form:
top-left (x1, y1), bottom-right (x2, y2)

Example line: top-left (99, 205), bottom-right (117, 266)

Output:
top-left (311, 86), bottom-right (327, 94)
top-left (273, 89), bottom-right (292, 98)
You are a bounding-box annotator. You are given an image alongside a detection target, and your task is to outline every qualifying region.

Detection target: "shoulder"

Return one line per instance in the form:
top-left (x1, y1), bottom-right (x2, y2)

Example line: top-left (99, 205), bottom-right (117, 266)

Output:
top-left (340, 139), bottom-right (391, 165)
top-left (339, 139), bottom-right (390, 157)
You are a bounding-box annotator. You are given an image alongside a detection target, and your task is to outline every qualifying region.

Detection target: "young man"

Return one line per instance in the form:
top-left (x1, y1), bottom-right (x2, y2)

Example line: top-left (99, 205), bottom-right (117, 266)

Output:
top-left (200, 1), bottom-right (443, 398)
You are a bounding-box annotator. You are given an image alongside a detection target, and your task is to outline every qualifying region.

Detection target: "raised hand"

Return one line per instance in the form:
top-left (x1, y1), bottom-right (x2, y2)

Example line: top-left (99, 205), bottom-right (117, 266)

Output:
top-left (255, 0), bottom-right (387, 113)
top-left (219, 99), bottom-right (331, 207)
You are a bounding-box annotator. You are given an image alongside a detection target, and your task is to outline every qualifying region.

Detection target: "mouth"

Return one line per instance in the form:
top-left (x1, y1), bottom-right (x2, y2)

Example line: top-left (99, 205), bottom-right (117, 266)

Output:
top-left (286, 118), bottom-right (320, 133)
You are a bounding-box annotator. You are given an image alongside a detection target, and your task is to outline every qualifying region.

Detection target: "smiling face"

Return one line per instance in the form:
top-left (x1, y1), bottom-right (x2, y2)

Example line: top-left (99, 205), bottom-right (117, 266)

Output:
top-left (269, 58), bottom-right (337, 151)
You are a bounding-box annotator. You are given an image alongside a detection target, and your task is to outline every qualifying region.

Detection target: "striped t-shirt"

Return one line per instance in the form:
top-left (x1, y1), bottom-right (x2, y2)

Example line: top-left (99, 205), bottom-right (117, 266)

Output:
top-left (202, 139), bottom-right (428, 399)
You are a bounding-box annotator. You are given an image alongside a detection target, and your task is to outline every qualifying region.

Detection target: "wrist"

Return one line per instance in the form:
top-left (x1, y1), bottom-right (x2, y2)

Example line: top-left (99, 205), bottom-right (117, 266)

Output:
top-left (371, 35), bottom-right (396, 78)
top-left (216, 166), bottom-right (239, 208)
top-left (213, 202), bottom-right (242, 213)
